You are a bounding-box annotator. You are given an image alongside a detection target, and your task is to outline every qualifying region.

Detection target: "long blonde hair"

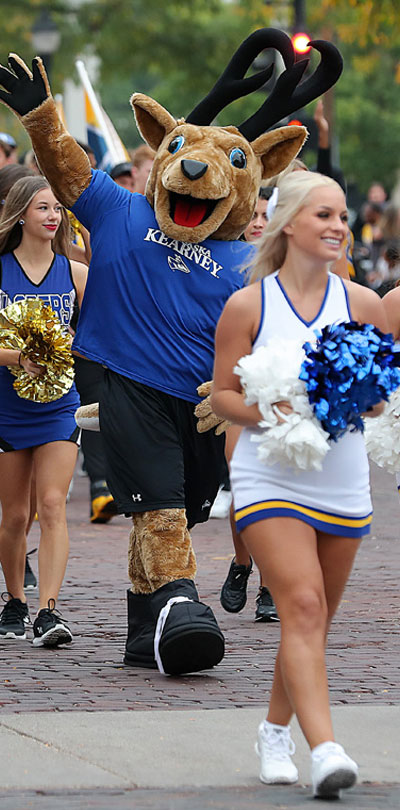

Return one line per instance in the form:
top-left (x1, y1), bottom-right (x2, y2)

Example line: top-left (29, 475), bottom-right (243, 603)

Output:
top-left (245, 171), bottom-right (344, 284)
top-left (0, 175), bottom-right (70, 256)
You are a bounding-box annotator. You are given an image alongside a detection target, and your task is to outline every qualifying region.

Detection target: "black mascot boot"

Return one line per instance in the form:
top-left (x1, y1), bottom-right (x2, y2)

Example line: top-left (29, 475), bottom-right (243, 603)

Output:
top-left (124, 589), bottom-right (158, 669)
top-left (124, 579), bottom-right (225, 675)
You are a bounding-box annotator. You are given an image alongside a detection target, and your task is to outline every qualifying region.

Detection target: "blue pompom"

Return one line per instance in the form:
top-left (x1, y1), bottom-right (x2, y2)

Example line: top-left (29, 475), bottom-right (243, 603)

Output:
top-left (299, 322), bottom-right (400, 441)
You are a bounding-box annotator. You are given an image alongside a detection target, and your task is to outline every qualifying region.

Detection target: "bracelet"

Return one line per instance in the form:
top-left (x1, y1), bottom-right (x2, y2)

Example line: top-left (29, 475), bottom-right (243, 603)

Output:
top-left (18, 352), bottom-right (23, 368)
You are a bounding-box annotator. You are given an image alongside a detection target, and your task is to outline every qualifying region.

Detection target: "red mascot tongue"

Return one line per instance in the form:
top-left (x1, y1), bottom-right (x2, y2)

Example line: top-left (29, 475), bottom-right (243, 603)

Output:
top-left (174, 196), bottom-right (208, 227)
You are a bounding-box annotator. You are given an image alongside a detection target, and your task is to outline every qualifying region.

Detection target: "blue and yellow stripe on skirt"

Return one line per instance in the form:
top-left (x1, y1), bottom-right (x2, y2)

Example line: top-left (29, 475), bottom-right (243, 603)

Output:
top-left (235, 499), bottom-right (372, 538)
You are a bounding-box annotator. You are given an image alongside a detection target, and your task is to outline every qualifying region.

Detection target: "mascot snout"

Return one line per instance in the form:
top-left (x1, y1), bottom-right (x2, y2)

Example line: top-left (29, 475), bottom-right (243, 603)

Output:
top-left (181, 159), bottom-right (208, 180)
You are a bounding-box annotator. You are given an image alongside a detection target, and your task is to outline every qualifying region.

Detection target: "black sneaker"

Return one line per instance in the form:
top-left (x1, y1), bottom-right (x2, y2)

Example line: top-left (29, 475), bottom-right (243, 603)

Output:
top-left (0, 593), bottom-right (30, 639)
top-left (220, 557), bottom-right (252, 613)
top-left (32, 599), bottom-right (72, 647)
top-left (24, 548), bottom-right (38, 591)
top-left (255, 586), bottom-right (279, 622)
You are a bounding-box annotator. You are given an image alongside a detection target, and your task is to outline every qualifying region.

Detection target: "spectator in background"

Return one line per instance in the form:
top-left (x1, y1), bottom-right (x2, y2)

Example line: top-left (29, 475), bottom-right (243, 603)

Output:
top-left (242, 186), bottom-right (272, 243)
top-left (352, 182), bottom-right (388, 243)
top-left (0, 133), bottom-right (17, 168)
top-left (0, 164), bottom-right (35, 205)
top-left (22, 149), bottom-right (41, 175)
top-left (110, 161), bottom-right (135, 192)
top-left (130, 144), bottom-right (155, 194)
top-left (76, 141), bottom-right (97, 170)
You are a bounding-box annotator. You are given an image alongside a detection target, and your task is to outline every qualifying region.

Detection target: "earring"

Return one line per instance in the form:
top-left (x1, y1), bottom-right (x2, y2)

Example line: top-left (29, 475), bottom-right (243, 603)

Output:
top-left (19, 219), bottom-right (25, 225)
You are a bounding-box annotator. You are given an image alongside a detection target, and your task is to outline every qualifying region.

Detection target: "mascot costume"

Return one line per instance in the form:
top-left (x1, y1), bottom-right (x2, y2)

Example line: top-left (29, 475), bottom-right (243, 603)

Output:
top-left (0, 29), bottom-right (342, 675)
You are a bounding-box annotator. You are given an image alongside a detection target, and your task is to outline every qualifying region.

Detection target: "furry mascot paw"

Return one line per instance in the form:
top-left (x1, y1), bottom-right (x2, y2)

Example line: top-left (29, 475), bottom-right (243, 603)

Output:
top-left (75, 403), bottom-right (100, 432)
top-left (195, 381), bottom-right (232, 435)
top-left (0, 29), bottom-right (343, 676)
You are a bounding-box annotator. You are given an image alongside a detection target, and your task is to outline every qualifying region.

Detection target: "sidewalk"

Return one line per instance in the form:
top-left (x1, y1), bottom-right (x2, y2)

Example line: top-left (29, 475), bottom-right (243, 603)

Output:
top-left (0, 461), bottom-right (399, 808)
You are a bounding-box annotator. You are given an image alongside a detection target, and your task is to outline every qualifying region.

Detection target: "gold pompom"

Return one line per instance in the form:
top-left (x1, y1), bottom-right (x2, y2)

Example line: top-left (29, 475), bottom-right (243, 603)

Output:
top-left (0, 299), bottom-right (75, 402)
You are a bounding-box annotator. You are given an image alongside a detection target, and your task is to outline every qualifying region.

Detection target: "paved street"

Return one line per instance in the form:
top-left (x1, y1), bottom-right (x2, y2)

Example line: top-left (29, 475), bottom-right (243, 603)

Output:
top-left (0, 459), bottom-right (399, 808)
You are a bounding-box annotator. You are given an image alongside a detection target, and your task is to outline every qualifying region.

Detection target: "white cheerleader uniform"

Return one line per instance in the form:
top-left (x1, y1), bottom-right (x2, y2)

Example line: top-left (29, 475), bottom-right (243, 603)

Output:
top-left (230, 270), bottom-right (373, 538)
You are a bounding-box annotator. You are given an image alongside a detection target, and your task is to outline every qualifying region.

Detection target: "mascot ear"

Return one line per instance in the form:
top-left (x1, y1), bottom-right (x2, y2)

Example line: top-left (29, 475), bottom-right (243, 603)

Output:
top-left (251, 125), bottom-right (307, 179)
top-left (130, 93), bottom-right (178, 150)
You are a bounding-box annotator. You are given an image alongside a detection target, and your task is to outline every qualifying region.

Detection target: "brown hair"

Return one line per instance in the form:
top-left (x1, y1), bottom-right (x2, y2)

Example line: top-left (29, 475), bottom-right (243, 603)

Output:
top-left (0, 175), bottom-right (70, 256)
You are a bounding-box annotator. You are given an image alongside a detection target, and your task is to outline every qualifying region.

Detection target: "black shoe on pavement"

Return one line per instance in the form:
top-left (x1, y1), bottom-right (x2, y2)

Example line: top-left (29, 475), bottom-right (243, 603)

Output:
top-left (24, 548), bottom-right (37, 591)
top-left (32, 599), bottom-right (72, 647)
top-left (255, 586), bottom-right (279, 622)
top-left (220, 557), bottom-right (253, 613)
top-left (0, 593), bottom-right (30, 639)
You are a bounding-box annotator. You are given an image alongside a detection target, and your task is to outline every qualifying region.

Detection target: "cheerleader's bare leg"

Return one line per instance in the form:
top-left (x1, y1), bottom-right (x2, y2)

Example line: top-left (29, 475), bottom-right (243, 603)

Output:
top-left (33, 440), bottom-right (77, 609)
top-left (242, 516), bottom-right (361, 750)
top-left (0, 449), bottom-right (33, 601)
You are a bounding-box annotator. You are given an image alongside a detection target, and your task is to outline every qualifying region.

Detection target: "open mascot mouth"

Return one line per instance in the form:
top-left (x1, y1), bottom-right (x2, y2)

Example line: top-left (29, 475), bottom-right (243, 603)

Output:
top-left (169, 192), bottom-right (219, 228)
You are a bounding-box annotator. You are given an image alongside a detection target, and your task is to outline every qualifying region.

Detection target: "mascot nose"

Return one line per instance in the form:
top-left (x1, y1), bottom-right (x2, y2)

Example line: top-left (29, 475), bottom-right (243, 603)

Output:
top-left (181, 159), bottom-right (208, 181)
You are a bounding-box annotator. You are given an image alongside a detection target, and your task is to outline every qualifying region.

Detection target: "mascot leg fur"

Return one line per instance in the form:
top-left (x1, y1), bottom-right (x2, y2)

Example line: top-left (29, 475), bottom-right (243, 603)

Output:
top-left (125, 508), bottom-right (225, 675)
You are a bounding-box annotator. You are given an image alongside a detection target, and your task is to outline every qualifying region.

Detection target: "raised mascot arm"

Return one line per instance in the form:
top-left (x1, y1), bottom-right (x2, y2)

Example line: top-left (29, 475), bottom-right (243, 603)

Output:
top-left (0, 55), bottom-right (91, 208)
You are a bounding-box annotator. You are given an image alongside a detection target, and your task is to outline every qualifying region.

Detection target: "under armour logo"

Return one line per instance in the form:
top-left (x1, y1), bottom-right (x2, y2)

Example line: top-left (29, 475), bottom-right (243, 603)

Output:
top-left (168, 254), bottom-right (190, 273)
top-left (132, 493), bottom-right (142, 502)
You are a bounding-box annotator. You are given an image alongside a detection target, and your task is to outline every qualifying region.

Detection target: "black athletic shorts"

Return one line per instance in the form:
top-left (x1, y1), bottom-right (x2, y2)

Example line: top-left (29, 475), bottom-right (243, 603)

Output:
top-left (99, 370), bottom-right (226, 529)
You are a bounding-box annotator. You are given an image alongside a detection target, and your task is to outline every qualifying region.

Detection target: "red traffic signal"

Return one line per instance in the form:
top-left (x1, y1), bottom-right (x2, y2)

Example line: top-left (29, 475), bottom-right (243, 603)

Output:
top-left (291, 32), bottom-right (311, 55)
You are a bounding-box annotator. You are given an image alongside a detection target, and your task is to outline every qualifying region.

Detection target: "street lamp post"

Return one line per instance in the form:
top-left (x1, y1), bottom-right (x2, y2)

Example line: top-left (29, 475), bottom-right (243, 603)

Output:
top-left (31, 10), bottom-right (61, 82)
top-left (293, 0), bottom-right (306, 33)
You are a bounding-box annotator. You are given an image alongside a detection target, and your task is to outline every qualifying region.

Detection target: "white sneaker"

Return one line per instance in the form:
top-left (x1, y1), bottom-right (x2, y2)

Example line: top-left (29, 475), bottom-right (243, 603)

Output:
top-left (255, 721), bottom-right (298, 784)
top-left (311, 741), bottom-right (358, 798)
top-left (209, 488), bottom-right (232, 519)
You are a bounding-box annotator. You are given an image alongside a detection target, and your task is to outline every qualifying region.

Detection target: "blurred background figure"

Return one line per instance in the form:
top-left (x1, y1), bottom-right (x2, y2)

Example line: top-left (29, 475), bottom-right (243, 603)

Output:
top-left (21, 149), bottom-right (41, 175)
top-left (110, 161), bottom-right (135, 191)
top-left (130, 144), bottom-right (155, 194)
top-left (76, 141), bottom-right (97, 170)
top-left (0, 133), bottom-right (18, 168)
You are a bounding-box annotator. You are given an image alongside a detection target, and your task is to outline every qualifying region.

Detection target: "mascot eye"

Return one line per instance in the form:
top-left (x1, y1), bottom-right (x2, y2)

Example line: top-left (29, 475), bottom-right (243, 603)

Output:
top-left (168, 135), bottom-right (185, 154)
top-left (229, 148), bottom-right (247, 169)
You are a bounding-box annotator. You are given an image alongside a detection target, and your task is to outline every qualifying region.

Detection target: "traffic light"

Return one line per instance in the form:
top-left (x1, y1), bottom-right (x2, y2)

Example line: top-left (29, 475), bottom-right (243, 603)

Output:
top-left (291, 32), bottom-right (311, 59)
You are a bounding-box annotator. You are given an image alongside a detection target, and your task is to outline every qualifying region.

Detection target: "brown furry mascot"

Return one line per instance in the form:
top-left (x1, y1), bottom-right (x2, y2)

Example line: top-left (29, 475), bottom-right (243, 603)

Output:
top-left (0, 29), bottom-right (342, 675)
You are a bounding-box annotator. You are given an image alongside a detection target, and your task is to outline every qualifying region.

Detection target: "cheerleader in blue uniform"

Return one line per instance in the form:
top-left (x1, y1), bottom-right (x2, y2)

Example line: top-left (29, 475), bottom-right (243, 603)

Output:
top-left (0, 176), bottom-right (87, 646)
top-left (211, 172), bottom-right (388, 799)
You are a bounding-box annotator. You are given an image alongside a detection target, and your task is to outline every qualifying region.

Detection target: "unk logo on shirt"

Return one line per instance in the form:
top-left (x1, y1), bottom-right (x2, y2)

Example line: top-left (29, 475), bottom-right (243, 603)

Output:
top-left (0, 291), bottom-right (74, 327)
top-left (168, 254), bottom-right (190, 274)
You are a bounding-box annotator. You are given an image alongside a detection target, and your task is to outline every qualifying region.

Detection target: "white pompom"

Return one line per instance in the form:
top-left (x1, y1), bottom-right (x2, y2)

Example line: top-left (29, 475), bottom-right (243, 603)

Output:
top-left (364, 388), bottom-right (400, 473)
top-left (235, 337), bottom-right (331, 472)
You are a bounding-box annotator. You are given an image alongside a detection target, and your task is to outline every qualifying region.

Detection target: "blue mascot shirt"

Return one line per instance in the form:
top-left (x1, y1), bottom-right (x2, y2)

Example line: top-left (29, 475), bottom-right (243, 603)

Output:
top-left (72, 170), bottom-right (250, 402)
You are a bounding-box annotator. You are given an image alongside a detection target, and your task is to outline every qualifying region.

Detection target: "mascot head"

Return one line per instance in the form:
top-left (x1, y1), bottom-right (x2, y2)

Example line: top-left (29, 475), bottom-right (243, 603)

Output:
top-left (131, 29), bottom-right (343, 243)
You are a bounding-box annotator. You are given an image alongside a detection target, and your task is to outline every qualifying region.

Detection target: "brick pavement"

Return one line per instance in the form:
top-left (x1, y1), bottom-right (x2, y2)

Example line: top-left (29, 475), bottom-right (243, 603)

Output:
top-left (0, 784), bottom-right (399, 810)
top-left (1, 460), bottom-right (399, 714)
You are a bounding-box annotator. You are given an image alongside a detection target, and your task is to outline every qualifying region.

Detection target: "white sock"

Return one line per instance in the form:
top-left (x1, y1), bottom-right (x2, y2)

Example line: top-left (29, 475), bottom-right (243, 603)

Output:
top-left (263, 719), bottom-right (290, 734)
top-left (311, 740), bottom-right (336, 759)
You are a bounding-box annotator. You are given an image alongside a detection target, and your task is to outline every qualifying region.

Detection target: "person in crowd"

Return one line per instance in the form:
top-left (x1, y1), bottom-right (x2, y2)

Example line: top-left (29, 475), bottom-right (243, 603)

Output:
top-left (0, 164), bottom-right (35, 205)
top-left (76, 141), bottom-right (97, 170)
top-left (0, 132), bottom-right (17, 168)
top-left (109, 161), bottom-right (135, 192)
top-left (352, 182), bottom-right (387, 243)
top-left (21, 148), bottom-right (41, 175)
top-left (371, 238), bottom-right (400, 296)
top-left (0, 176), bottom-right (87, 646)
top-left (313, 99), bottom-right (346, 193)
top-left (130, 144), bottom-right (155, 194)
top-left (211, 171), bottom-right (388, 798)
top-left (381, 257), bottom-right (400, 335)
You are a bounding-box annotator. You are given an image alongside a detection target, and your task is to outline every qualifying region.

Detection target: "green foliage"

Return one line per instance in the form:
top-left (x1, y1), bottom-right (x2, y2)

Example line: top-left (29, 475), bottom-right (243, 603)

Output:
top-left (2, 0), bottom-right (400, 195)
